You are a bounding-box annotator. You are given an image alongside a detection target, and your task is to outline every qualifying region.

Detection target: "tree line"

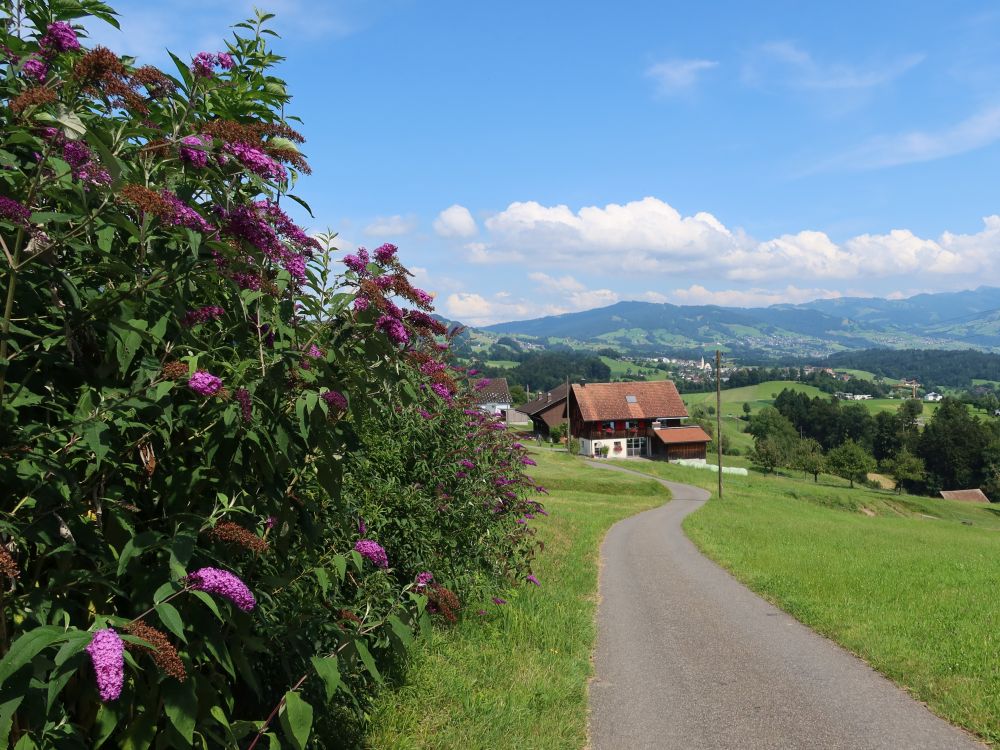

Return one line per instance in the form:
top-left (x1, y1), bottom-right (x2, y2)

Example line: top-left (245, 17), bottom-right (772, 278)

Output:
top-left (747, 390), bottom-right (1000, 500)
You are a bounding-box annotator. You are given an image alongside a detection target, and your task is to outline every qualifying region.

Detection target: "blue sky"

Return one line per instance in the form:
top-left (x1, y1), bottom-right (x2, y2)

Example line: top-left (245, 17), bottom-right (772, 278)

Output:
top-left (89, 1), bottom-right (1000, 324)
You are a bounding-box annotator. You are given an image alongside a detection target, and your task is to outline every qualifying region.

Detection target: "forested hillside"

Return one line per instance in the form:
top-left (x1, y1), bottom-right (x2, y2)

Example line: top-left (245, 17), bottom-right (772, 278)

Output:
top-left (823, 349), bottom-right (1000, 388)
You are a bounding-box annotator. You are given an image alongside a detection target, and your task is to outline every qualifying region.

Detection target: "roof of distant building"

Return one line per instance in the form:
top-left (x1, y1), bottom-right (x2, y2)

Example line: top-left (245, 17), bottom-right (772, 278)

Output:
top-left (939, 489), bottom-right (990, 503)
top-left (652, 425), bottom-right (712, 445)
top-left (521, 383), bottom-right (569, 416)
top-left (471, 377), bottom-right (512, 405)
top-left (571, 380), bottom-right (688, 422)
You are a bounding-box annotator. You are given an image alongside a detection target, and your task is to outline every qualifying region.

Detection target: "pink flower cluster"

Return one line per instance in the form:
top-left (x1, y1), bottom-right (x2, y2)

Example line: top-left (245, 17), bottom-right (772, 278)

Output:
top-left (221, 201), bottom-right (317, 285)
top-left (160, 191), bottom-right (214, 233)
top-left (224, 143), bottom-right (287, 182)
top-left (179, 134), bottom-right (211, 168)
top-left (40, 21), bottom-right (80, 55)
top-left (187, 566), bottom-right (256, 611)
top-left (22, 55), bottom-right (47, 82)
top-left (192, 51), bottom-right (234, 77)
top-left (188, 370), bottom-right (223, 396)
top-left (322, 390), bottom-right (348, 411)
top-left (62, 141), bottom-right (111, 187)
top-left (181, 305), bottom-right (225, 327)
top-left (354, 539), bottom-right (389, 569)
top-left (235, 387), bottom-right (253, 421)
top-left (86, 628), bottom-right (124, 702)
top-left (0, 197), bottom-right (30, 227)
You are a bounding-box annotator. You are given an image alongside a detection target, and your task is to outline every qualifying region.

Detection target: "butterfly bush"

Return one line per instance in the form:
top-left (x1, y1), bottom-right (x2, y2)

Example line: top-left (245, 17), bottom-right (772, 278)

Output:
top-left (0, 3), bottom-right (544, 748)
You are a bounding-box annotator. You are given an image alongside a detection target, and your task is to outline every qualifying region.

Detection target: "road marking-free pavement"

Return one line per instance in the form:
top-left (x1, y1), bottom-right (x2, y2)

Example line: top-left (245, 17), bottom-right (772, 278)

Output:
top-left (586, 460), bottom-right (986, 750)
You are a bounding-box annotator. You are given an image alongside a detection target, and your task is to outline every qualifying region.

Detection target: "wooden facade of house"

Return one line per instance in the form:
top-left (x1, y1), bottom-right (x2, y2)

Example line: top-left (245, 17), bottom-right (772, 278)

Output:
top-left (520, 384), bottom-right (568, 436)
top-left (567, 381), bottom-right (711, 460)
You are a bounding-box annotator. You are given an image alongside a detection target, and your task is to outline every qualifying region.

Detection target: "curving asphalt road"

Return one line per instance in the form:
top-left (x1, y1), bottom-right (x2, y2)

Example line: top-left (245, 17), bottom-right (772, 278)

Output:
top-left (586, 460), bottom-right (986, 750)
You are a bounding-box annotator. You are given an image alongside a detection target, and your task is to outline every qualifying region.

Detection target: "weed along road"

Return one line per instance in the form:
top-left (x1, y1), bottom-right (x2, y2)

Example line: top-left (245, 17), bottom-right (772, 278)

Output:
top-left (585, 460), bottom-right (986, 750)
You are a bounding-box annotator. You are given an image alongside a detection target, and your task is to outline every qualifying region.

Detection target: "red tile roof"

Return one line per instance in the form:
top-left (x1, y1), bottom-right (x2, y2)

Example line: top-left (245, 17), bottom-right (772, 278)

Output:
top-left (939, 489), bottom-right (990, 503)
top-left (653, 426), bottom-right (712, 445)
top-left (571, 381), bottom-right (688, 422)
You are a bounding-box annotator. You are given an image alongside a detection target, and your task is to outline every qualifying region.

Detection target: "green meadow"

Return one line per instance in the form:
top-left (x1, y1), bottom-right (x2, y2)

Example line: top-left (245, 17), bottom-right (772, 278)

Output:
top-left (366, 450), bottom-right (669, 749)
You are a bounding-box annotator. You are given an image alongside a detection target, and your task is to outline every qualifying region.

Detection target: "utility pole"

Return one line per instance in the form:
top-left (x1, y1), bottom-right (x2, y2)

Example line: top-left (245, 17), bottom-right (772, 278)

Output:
top-left (715, 350), bottom-right (723, 500)
top-left (565, 375), bottom-right (571, 452)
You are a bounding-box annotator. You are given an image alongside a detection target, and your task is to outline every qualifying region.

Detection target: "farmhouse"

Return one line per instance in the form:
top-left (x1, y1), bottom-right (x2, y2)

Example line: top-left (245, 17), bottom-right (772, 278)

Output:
top-left (520, 383), bottom-right (568, 437)
top-left (471, 377), bottom-right (512, 415)
top-left (924, 392), bottom-right (943, 402)
top-left (568, 380), bottom-right (711, 460)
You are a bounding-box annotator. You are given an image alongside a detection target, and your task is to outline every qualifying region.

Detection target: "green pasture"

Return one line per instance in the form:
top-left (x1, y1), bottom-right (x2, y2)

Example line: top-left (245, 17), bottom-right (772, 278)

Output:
top-left (367, 450), bottom-right (669, 749)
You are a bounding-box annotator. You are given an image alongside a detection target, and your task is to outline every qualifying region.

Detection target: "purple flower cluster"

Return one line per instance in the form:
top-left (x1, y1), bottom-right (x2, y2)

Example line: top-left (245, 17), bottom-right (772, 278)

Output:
top-left (22, 55), bottom-right (48, 82)
top-left (221, 202), bottom-right (316, 285)
top-left (159, 191), bottom-right (214, 233)
top-left (235, 387), bottom-right (253, 421)
top-left (0, 197), bottom-right (30, 227)
top-left (415, 571), bottom-right (433, 589)
top-left (430, 382), bottom-right (451, 400)
top-left (374, 243), bottom-right (397, 263)
top-left (62, 141), bottom-right (110, 186)
top-left (459, 459), bottom-right (475, 469)
top-left (526, 574), bottom-right (541, 587)
top-left (354, 539), bottom-right (389, 569)
top-left (40, 21), bottom-right (80, 55)
top-left (179, 134), bottom-right (210, 168)
top-left (191, 51), bottom-right (234, 77)
top-left (492, 597), bottom-right (507, 606)
top-left (520, 456), bottom-right (537, 466)
top-left (187, 567), bottom-right (256, 611)
top-left (342, 247), bottom-right (370, 274)
top-left (265, 515), bottom-right (277, 530)
top-left (188, 370), bottom-right (223, 396)
top-left (376, 314), bottom-right (410, 346)
top-left (224, 142), bottom-right (287, 182)
top-left (352, 297), bottom-right (370, 312)
top-left (305, 344), bottom-right (323, 359)
top-left (86, 628), bottom-right (124, 702)
top-left (322, 390), bottom-right (347, 410)
top-left (181, 305), bottom-right (224, 327)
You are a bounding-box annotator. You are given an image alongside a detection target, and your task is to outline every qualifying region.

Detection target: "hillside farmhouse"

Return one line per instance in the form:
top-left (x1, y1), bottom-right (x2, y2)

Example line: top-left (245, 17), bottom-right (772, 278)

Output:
top-left (568, 380), bottom-right (711, 460)
top-left (520, 383), bottom-right (568, 437)
top-left (924, 392), bottom-right (943, 402)
top-left (471, 377), bottom-right (512, 415)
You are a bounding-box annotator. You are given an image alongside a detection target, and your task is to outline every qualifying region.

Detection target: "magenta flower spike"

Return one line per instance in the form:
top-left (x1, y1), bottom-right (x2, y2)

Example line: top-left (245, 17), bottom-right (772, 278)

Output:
top-left (86, 628), bottom-right (124, 702)
top-left (187, 567), bottom-right (256, 611)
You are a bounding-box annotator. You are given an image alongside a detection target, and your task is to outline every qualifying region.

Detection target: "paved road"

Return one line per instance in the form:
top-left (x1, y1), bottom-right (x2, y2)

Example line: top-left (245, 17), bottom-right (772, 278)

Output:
top-left (587, 460), bottom-right (986, 750)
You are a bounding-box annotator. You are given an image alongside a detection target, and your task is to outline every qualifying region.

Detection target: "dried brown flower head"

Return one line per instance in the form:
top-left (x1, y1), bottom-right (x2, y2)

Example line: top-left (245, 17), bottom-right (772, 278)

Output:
top-left (10, 87), bottom-right (56, 115)
top-left (131, 66), bottom-right (175, 97)
top-left (210, 520), bottom-right (268, 554)
top-left (0, 547), bottom-right (19, 580)
top-left (125, 621), bottom-right (186, 681)
top-left (119, 184), bottom-right (172, 220)
top-left (161, 360), bottom-right (189, 380)
top-left (426, 583), bottom-right (461, 624)
top-left (338, 609), bottom-right (362, 625)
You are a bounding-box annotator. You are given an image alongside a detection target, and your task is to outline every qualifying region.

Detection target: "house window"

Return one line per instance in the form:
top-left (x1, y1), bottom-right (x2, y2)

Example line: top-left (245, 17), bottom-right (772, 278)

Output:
top-left (626, 437), bottom-right (646, 456)
top-left (626, 395), bottom-right (637, 403)
top-left (601, 421), bottom-right (614, 433)
top-left (624, 420), bottom-right (638, 430)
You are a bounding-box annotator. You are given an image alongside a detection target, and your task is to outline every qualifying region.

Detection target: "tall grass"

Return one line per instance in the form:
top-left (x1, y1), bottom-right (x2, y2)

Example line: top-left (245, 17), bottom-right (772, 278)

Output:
top-left (366, 450), bottom-right (669, 749)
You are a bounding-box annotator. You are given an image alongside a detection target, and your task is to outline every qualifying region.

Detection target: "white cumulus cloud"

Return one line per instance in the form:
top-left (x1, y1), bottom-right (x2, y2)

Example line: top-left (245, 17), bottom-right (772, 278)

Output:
top-left (434, 205), bottom-right (478, 238)
top-left (363, 214), bottom-right (417, 236)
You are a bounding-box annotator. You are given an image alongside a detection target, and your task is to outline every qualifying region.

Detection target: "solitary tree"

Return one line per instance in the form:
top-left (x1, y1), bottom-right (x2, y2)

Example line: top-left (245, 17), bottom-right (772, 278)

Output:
top-left (885, 449), bottom-right (925, 494)
top-left (748, 436), bottom-right (788, 473)
top-left (742, 402), bottom-right (752, 419)
top-left (792, 438), bottom-right (825, 482)
top-left (826, 440), bottom-right (876, 488)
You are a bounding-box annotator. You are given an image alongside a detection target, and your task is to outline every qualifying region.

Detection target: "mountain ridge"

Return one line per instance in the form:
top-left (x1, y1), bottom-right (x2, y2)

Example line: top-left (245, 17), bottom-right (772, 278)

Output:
top-left (480, 287), bottom-right (1000, 356)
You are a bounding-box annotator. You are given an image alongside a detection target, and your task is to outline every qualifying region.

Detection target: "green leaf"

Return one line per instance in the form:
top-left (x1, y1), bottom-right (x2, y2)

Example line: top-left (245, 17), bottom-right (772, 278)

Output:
top-left (387, 615), bottom-right (415, 651)
top-left (13, 734), bottom-right (38, 749)
top-left (163, 679), bottom-right (197, 746)
top-left (190, 590), bottom-right (224, 622)
top-left (93, 703), bottom-right (124, 748)
top-left (84, 422), bottom-right (111, 465)
top-left (156, 601), bottom-right (187, 643)
top-left (355, 640), bottom-right (382, 684)
top-left (279, 691), bottom-right (313, 750)
top-left (331, 554), bottom-right (347, 582)
top-left (0, 626), bottom-right (74, 683)
top-left (310, 655), bottom-right (340, 702)
top-left (312, 567), bottom-right (330, 596)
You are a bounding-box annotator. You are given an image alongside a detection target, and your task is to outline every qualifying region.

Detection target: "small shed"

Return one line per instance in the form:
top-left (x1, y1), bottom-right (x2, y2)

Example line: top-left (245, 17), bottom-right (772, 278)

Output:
top-left (939, 489), bottom-right (990, 504)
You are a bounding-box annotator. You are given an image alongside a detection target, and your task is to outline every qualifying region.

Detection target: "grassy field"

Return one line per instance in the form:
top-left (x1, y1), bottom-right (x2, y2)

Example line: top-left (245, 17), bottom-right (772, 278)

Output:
top-left (622, 458), bottom-right (1000, 745)
top-left (366, 450), bottom-right (669, 749)
top-left (599, 356), bottom-right (668, 381)
top-left (485, 359), bottom-right (518, 369)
